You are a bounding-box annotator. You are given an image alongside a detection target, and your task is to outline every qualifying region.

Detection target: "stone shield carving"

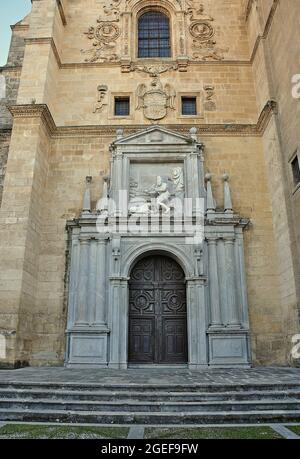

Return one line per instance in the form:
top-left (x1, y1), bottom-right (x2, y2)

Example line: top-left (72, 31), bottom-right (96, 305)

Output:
top-left (136, 77), bottom-right (176, 121)
top-left (143, 90), bottom-right (168, 121)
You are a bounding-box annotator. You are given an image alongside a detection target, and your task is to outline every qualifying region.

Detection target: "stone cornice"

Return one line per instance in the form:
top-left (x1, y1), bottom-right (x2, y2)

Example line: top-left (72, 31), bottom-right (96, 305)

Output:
top-left (8, 100), bottom-right (278, 139)
top-left (0, 66), bottom-right (22, 75)
top-left (8, 104), bottom-right (56, 137)
top-left (11, 24), bottom-right (29, 32)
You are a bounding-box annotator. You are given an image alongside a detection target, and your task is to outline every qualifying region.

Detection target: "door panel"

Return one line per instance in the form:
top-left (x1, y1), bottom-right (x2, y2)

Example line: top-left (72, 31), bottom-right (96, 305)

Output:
top-left (128, 255), bottom-right (187, 364)
top-left (129, 318), bottom-right (154, 362)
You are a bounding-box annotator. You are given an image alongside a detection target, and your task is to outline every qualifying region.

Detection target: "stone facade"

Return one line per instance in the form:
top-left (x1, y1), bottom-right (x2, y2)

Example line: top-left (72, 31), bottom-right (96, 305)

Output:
top-left (0, 0), bottom-right (299, 368)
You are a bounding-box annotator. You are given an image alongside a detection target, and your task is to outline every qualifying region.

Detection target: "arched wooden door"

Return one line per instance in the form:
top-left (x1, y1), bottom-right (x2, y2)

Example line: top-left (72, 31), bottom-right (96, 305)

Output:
top-left (128, 255), bottom-right (188, 364)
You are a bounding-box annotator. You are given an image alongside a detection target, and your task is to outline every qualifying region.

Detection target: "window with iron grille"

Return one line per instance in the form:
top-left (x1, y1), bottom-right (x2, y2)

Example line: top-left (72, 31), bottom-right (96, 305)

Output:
top-left (138, 11), bottom-right (171, 58)
top-left (114, 97), bottom-right (130, 116)
top-left (181, 97), bottom-right (197, 116)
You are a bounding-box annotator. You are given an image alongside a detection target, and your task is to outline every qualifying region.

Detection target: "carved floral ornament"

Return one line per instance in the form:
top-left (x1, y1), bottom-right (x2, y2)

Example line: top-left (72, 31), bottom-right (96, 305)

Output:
top-left (81, 0), bottom-right (229, 64)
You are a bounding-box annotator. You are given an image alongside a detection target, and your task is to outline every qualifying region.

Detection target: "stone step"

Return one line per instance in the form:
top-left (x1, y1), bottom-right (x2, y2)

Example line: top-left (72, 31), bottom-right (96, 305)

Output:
top-left (1, 408), bottom-right (300, 425)
top-left (1, 381), bottom-right (300, 393)
top-left (1, 398), bottom-right (300, 413)
top-left (0, 388), bottom-right (300, 402)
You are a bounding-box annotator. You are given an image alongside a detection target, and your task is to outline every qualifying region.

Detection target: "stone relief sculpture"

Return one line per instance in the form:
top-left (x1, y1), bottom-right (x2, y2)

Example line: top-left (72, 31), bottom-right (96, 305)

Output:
top-left (192, 39), bottom-right (228, 61)
top-left (128, 167), bottom-right (185, 215)
top-left (93, 85), bottom-right (108, 113)
top-left (186, 3), bottom-right (228, 61)
top-left (147, 176), bottom-right (171, 213)
top-left (186, 2), bottom-right (214, 22)
top-left (130, 63), bottom-right (179, 77)
top-left (204, 85), bottom-right (216, 111)
top-left (82, 20), bottom-right (120, 63)
top-left (80, 0), bottom-right (228, 67)
top-left (103, 0), bottom-right (123, 20)
top-left (81, 0), bottom-right (123, 63)
top-left (171, 167), bottom-right (184, 193)
top-left (136, 77), bottom-right (176, 121)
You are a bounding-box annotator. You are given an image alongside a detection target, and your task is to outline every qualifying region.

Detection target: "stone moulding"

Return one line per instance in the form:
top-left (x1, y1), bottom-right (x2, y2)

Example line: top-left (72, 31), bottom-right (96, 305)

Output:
top-left (8, 100), bottom-right (278, 138)
top-left (56, 0), bottom-right (67, 26)
top-left (246, 0), bottom-right (280, 64)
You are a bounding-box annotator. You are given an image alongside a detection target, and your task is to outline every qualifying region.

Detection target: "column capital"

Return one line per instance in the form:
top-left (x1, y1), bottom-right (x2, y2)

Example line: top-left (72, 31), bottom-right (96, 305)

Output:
top-left (78, 236), bottom-right (91, 244)
top-left (223, 236), bottom-right (235, 244)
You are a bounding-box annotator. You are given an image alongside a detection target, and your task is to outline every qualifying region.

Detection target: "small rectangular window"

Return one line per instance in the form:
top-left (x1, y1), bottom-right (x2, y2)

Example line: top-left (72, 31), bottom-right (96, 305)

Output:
top-left (291, 154), bottom-right (300, 186)
top-left (182, 97), bottom-right (197, 116)
top-left (114, 97), bottom-right (130, 116)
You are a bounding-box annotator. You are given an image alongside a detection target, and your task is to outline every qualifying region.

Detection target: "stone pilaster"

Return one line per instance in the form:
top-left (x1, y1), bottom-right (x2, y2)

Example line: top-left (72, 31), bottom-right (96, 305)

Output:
top-left (0, 106), bottom-right (51, 367)
top-left (207, 238), bottom-right (222, 328)
top-left (108, 277), bottom-right (129, 369)
top-left (95, 238), bottom-right (107, 325)
top-left (224, 236), bottom-right (240, 328)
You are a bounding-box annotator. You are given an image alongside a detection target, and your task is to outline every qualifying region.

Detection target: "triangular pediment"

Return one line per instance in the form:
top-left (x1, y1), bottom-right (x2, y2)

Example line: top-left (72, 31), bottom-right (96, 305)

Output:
top-left (113, 126), bottom-right (195, 146)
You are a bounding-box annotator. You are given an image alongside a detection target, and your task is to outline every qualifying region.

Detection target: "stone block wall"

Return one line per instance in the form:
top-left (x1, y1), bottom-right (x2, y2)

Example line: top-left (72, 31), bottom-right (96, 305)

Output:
top-left (0, 0), bottom-right (298, 367)
top-left (246, 0), bottom-right (300, 365)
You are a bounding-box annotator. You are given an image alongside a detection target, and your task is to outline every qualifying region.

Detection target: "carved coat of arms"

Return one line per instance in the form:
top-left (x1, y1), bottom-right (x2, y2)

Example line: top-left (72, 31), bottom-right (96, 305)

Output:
top-left (136, 77), bottom-right (176, 121)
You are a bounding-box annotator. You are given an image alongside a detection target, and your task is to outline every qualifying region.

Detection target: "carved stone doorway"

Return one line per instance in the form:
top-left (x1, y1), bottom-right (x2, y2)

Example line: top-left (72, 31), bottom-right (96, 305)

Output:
top-left (128, 255), bottom-right (188, 364)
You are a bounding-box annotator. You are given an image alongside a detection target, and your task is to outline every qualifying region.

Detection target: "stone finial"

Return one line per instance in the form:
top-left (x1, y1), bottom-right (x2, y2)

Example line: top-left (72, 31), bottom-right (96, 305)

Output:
top-left (82, 176), bottom-right (92, 215)
top-left (222, 173), bottom-right (233, 213)
top-left (116, 128), bottom-right (124, 140)
top-left (189, 127), bottom-right (198, 141)
top-left (96, 175), bottom-right (110, 215)
top-left (205, 173), bottom-right (216, 213)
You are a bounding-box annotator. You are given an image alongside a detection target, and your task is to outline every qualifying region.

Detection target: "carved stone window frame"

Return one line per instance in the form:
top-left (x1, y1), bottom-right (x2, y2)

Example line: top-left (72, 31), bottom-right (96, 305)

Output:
top-left (109, 92), bottom-right (134, 120)
top-left (177, 91), bottom-right (204, 119)
top-left (135, 5), bottom-right (174, 60)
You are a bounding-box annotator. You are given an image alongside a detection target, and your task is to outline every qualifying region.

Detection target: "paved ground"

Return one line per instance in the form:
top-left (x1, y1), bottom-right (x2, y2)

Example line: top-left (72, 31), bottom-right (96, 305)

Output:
top-left (0, 366), bottom-right (299, 385)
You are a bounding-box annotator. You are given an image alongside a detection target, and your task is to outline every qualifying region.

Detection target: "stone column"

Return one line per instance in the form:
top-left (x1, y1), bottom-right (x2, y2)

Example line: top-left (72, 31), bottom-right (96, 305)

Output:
top-left (175, 11), bottom-right (189, 70)
top-left (67, 236), bottom-right (80, 327)
top-left (120, 12), bottom-right (132, 71)
top-left (186, 277), bottom-right (208, 368)
top-left (76, 237), bottom-right (90, 324)
top-left (95, 238), bottom-right (107, 325)
top-left (207, 238), bottom-right (222, 328)
top-left (108, 277), bottom-right (129, 369)
top-left (224, 237), bottom-right (240, 328)
top-left (87, 239), bottom-right (97, 324)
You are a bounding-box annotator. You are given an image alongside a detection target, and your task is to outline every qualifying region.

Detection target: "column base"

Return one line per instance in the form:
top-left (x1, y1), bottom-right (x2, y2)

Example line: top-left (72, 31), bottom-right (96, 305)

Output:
top-left (65, 327), bottom-right (110, 366)
top-left (208, 329), bottom-right (250, 366)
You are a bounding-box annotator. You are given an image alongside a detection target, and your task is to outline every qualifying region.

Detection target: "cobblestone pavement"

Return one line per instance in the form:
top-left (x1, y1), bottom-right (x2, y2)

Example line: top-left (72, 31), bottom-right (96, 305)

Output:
top-left (0, 366), bottom-right (299, 386)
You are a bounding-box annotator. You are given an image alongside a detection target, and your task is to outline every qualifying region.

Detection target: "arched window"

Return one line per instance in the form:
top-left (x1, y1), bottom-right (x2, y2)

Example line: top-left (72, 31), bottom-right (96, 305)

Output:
top-left (138, 11), bottom-right (171, 58)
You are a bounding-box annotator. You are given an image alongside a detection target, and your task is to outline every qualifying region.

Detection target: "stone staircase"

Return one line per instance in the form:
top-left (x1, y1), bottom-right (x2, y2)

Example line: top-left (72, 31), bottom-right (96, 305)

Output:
top-left (1, 380), bottom-right (300, 424)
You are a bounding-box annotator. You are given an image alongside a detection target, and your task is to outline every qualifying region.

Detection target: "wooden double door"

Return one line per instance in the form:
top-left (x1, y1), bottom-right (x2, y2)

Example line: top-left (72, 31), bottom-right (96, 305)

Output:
top-left (128, 255), bottom-right (188, 364)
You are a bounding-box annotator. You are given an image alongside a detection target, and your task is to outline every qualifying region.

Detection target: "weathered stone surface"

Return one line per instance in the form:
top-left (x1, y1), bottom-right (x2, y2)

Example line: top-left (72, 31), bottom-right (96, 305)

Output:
top-left (0, 0), bottom-right (298, 368)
